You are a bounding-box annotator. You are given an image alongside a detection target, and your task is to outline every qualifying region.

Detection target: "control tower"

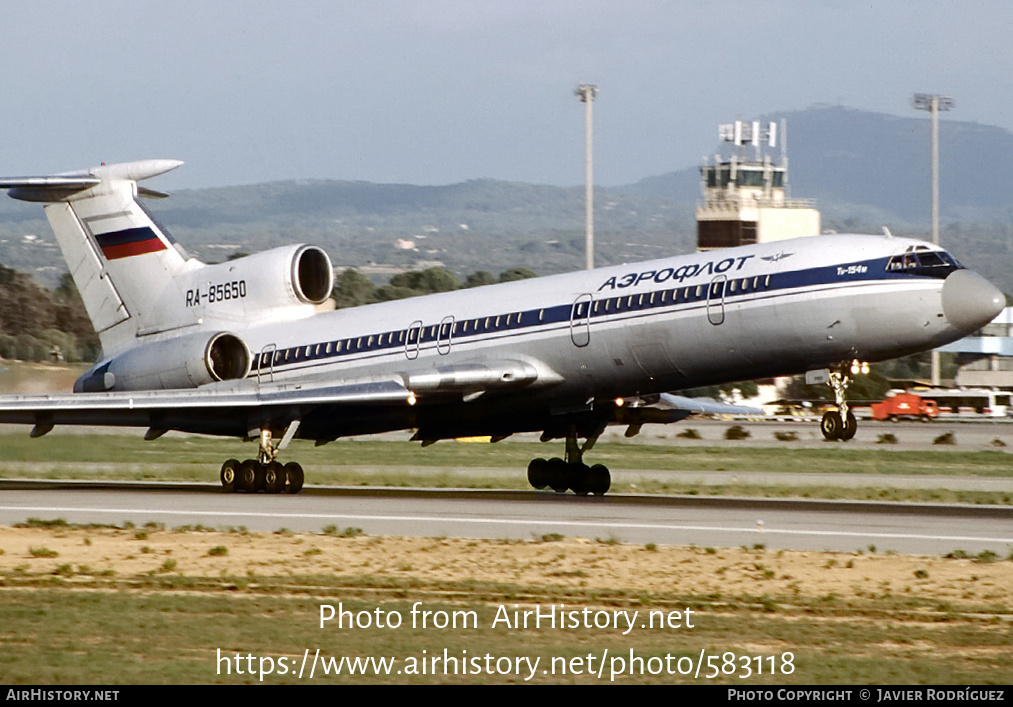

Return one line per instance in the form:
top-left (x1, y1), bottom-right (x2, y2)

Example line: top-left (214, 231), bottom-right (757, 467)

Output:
top-left (696, 120), bottom-right (820, 251)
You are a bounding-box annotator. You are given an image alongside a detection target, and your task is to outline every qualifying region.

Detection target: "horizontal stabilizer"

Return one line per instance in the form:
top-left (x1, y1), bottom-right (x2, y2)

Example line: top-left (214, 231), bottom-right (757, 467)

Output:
top-left (0, 175), bottom-right (101, 189)
top-left (0, 159), bottom-right (183, 203)
top-left (0, 175), bottom-right (101, 202)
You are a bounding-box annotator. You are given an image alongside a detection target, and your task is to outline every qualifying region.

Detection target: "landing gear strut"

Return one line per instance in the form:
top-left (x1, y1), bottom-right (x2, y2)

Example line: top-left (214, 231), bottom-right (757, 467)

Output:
top-left (219, 424), bottom-right (305, 494)
top-left (527, 426), bottom-right (610, 496)
top-left (820, 361), bottom-right (867, 441)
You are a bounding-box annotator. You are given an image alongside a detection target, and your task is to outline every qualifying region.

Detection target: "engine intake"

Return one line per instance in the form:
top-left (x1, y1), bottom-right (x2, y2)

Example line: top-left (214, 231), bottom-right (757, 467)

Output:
top-left (76, 331), bottom-right (251, 392)
top-left (206, 332), bottom-right (250, 381)
top-left (293, 245), bottom-right (333, 304)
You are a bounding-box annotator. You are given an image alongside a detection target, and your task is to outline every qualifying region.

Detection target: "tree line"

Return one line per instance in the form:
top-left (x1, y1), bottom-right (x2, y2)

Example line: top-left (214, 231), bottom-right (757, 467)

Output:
top-left (0, 268), bottom-right (99, 363)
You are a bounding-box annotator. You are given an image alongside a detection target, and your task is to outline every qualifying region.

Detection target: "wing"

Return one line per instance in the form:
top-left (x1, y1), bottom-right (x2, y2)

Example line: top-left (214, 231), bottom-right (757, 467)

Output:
top-left (0, 358), bottom-right (540, 439)
top-left (0, 379), bottom-right (413, 438)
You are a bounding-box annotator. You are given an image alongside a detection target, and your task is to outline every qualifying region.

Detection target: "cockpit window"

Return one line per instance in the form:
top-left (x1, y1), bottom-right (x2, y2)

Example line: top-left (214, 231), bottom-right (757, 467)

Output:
top-left (886, 249), bottom-right (961, 279)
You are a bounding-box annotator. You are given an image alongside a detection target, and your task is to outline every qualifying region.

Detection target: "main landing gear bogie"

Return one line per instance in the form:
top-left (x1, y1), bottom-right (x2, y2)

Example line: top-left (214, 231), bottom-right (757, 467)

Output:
top-left (218, 426), bottom-right (306, 494)
top-left (527, 425), bottom-right (611, 496)
top-left (220, 458), bottom-right (304, 494)
top-left (527, 458), bottom-right (611, 496)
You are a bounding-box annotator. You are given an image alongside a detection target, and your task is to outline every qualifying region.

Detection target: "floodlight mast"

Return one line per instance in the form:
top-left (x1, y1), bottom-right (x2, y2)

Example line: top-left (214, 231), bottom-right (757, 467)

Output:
top-left (912, 92), bottom-right (954, 386)
top-left (576, 84), bottom-right (598, 270)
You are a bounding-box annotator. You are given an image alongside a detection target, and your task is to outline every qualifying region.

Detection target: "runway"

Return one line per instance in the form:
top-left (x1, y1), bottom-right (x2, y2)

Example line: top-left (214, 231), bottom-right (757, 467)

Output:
top-left (1, 481), bottom-right (1010, 555)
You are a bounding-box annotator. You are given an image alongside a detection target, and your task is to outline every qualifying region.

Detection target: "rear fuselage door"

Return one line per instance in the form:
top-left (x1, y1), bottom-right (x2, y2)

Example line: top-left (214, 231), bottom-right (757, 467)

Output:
top-left (257, 344), bottom-right (277, 384)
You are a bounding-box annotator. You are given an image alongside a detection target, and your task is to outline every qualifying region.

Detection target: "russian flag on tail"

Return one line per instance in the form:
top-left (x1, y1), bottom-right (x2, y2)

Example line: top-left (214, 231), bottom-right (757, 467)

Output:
top-left (94, 226), bottom-right (167, 260)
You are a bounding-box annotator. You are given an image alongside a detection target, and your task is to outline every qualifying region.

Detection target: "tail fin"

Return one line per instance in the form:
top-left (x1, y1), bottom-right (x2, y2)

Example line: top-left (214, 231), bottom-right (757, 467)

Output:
top-left (0, 160), bottom-right (196, 356)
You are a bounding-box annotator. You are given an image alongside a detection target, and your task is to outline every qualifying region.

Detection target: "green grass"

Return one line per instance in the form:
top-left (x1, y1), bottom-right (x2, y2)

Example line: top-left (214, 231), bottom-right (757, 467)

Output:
top-left (0, 580), bottom-right (1008, 684)
top-left (2, 433), bottom-right (1012, 475)
top-left (1, 433), bottom-right (1011, 503)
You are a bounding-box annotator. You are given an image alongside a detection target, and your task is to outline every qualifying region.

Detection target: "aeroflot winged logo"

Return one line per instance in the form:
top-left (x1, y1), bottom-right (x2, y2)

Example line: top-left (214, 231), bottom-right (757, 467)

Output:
top-left (94, 226), bottom-right (167, 260)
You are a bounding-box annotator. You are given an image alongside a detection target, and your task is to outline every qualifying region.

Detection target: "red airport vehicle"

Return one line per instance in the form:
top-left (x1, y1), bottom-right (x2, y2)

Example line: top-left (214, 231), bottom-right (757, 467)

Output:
top-left (870, 393), bottom-right (938, 422)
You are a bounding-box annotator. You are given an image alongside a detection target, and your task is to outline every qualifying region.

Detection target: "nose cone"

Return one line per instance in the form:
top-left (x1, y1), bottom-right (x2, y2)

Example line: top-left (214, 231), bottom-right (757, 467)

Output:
top-left (942, 269), bottom-right (1005, 333)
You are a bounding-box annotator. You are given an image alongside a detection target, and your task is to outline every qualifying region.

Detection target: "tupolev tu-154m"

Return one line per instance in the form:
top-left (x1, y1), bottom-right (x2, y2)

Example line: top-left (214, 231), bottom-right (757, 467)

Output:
top-left (0, 159), bottom-right (1003, 495)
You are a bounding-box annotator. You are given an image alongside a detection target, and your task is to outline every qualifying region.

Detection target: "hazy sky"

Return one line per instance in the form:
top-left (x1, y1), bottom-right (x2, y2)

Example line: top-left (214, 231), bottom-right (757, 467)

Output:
top-left (2, 1), bottom-right (1010, 190)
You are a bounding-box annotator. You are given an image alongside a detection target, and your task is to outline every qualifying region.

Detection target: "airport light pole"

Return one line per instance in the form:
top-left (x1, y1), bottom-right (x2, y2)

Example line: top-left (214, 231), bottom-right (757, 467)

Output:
top-left (576, 84), bottom-right (598, 270)
top-left (912, 93), bottom-right (954, 386)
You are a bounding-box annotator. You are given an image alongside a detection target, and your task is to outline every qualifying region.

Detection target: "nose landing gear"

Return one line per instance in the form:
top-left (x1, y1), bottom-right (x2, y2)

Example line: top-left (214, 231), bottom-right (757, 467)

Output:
top-left (820, 361), bottom-right (868, 441)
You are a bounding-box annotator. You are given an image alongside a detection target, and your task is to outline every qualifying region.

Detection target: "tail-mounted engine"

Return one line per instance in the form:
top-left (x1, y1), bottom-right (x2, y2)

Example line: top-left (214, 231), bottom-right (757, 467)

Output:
top-left (76, 331), bottom-right (251, 392)
top-left (180, 244), bottom-right (334, 319)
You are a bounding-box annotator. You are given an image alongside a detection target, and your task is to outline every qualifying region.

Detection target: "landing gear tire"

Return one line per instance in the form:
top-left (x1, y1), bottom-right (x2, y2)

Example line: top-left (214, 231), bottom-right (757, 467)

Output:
top-left (821, 411), bottom-right (842, 441)
top-left (220, 458), bottom-right (239, 493)
top-left (547, 458), bottom-right (570, 493)
top-left (264, 461), bottom-right (286, 494)
top-left (588, 464), bottom-right (611, 496)
top-left (821, 411), bottom-right (858, 441)
top-left (570, 463), bottom-right (591, 496)
top-left (238, 460), bottom-right (258, 493)
top-left (284, 462), bottom-right (304, 494)
top-left (253, 462), bottom-right (267, 492)
top-left (527, 458), bottom-right (548, 490)
top-left (840, 411), bottom-right (858, 441)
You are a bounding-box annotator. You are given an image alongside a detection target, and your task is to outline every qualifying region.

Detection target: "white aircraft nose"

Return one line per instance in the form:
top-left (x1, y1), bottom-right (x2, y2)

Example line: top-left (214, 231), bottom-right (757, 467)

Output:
top-left (942, 269), bottom-right (1005, 333)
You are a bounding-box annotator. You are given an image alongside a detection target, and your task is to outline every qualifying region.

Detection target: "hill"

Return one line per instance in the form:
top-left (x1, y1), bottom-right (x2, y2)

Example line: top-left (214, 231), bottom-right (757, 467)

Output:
top-left (0, 105), bottom-right (1010, 294)
top-left (622, 104), bottom-right (1013, 223)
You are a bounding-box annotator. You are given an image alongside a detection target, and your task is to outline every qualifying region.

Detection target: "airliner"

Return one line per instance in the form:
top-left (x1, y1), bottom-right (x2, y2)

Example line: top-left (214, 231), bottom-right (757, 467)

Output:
top-left (0, 160), bottom-right (1003, 495)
